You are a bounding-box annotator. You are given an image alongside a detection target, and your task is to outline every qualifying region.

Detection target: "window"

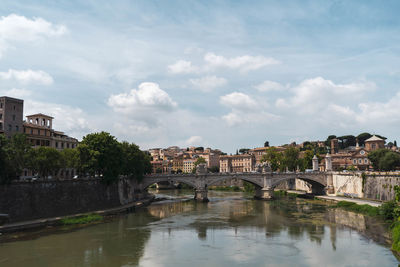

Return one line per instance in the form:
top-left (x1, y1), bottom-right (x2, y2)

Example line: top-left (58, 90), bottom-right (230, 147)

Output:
top-left (0, 102), bottom-right (2, 108)
top-left (8, 124), bottom-right (12, 131)
top-left (12, 114), bottom-right (15, 121)
top-left (358, 159), bottom-right (362, 164)
top-left (13, 105), bottom-right (15, 110)
top-left (364, 159), bottom-right (368, 164)
top-left (36, 140), bottom-right (40, 146)
top-left (30, 129), bottom-right (33, 134)
top-left (0, 113), bottom-right (2, 119)
top-left (55, 142), bottom-right (58, 148)
top-left (0, 122), bottom-right (2, 130)
top-left (353, 159), bottom-right (357, 164)
top-left (15, 125), bottom-right (19, 132)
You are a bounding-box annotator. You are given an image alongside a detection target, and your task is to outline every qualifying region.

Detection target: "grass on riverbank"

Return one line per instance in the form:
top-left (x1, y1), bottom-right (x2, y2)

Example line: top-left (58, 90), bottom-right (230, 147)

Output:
top-left (336, 201), bottom-right (380, 217)
top-left (60, 214), bottom-right (103, 225)
top-left (273, 190), bottom-right (300, 198)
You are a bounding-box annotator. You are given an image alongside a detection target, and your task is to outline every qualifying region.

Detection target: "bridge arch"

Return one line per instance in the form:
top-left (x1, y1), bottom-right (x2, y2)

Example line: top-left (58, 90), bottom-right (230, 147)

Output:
top-left (270, 174), bottom-right (327, 194)
top-left (207, 175), bottom-right (263, 188)
top-left (141, 176), bottom-right (197, 190)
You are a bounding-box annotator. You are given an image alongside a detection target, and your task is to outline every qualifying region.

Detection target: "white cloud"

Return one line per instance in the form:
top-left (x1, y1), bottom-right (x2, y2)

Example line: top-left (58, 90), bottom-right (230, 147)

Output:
top-left (0, 14), bottom-right (67, 58)
top-left (168, 53), bottom-right (280, 74)
top-left (0, 69), bottom-right (53, 85)
top-left (167, 60), bottom-right (198, 74)
top-left (220, 91), bottom-right (279, 127)
top-left (0, 88), bottom-right (32, 98)
top-left (185, 135), bottom-right (203, 146)
top-left (220, 92), bottom-right (257, 110)
top-left (0, 14), bottom-right (67, 41)
top-left (254, 80), bottom-right (285, 92)
top-left (356, 92), bottom-right (400, 124)
top-left (275, 77), bottom-right (375, 114)
top-left (189, 75), bottom-right (227, 92)
top-left (204, 52), bottom-right (280, 72)
top-left (108, 82), bottom-right (177, 125)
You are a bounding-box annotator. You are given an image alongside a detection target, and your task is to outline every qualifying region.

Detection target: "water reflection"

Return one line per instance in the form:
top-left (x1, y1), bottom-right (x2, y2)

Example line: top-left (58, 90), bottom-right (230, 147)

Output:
top-left (0, 190), bottom-right (397, 267)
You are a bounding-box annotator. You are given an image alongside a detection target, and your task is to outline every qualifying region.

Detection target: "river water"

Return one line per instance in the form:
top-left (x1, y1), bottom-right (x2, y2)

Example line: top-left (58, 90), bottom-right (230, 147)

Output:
top-left (0, 190), bottom-right (398, 267)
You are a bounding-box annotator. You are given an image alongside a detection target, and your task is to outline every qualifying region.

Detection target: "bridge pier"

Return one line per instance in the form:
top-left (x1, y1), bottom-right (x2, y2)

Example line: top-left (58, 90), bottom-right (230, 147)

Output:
top-left (194, 189), bottom-right (209, 202)
top-left (254, 187), bottom-right (274, 200)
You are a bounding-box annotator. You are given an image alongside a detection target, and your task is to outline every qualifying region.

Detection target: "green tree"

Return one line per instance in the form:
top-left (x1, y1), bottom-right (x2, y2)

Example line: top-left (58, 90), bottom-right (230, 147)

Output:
top-left (239, 148), bottom-right (250, 154)
top-left (80, 132), bottom-right (123, 183)
top-left (282, 147), bottom-right (300, 171)
top-left (325, 135), bottom-right (337, 146)
top-left (7, 134), bottom-right (32, 176)
top-left (120, 141), bottom-right (151, 181)
top-left (379, 152), bottom-right (400, 171)
top-left (337, 135), bottom-right (356, 149)
top-left (0, 135), bottom-right (17, 183)
top-left (194, 157), bottom-right (206, 166)
top-left (60, 148), bottom-right (79, 169)
top-left (27, 147), bottom-right (62, 178)
top-left (368, 149), bottom-right (400, 171)
top-left (300, 150), bottom-right (314, 171)
top-left (357, 132), bottom-right (372, 146)
top-left (261, 147), bottom-right (283, 171)
top-left (368, 149), bottom-right (390, 170)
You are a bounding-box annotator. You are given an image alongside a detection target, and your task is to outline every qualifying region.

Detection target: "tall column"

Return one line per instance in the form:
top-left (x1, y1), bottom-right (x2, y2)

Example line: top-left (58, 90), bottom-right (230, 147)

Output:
top-left (312, 155), bottom-right (319, 171)
top-left (325, 153), bottom-right (332, 171)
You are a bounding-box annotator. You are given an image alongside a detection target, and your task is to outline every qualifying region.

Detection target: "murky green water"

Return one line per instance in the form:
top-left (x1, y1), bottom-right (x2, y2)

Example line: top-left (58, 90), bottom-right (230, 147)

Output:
top-left (0, 190), bottom-right (398, 267)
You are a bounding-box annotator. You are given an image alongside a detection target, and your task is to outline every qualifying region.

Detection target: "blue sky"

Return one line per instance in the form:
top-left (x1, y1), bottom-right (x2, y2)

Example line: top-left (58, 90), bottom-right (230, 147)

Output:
top-left (1, 0), bottom-right (400, 152)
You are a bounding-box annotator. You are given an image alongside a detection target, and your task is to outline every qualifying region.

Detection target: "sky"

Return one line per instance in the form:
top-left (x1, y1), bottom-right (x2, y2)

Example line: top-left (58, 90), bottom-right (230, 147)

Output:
top-left (1, 0), bottom-right (400, 153)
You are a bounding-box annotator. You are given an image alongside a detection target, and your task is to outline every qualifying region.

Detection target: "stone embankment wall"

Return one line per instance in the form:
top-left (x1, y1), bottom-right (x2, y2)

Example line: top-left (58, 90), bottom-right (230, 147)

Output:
top-left (0, 178), bottom-right (146, 223)
top-left (301, 172), bottom-right (400, 201)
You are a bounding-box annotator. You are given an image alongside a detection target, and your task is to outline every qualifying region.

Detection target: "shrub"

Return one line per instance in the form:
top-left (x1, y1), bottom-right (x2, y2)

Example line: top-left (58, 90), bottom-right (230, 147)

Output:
top-left (380, 201), bottom-right (397, 221)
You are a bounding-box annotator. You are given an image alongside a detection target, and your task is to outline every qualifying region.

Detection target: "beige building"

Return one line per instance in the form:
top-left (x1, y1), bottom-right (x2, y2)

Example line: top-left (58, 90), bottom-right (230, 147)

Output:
top-left (23, 113), bottom-right (78, 150)
top-left (219, 154), bottom-right (255, 173)
top-left (183, 158), bottom-right (196, 173)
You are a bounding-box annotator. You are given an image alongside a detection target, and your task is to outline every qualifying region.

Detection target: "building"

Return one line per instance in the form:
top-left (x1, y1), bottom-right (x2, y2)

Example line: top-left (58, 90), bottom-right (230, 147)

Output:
top-left (172, 154), bottom-right (184, 172)
top-left (183, 158), bottom-right (196, 173)
top-left (365, 135), bottom-right (385, 151)
top-left (219, 154), bottom-right (255, 173)
top-left (320, 135), bottom-right (386, 171)
top-left (23, 113), bottom-right (78, 150)
top-left (249, 146), bottom-right (286, 165)
top-left (0, 96), bottom-right (24, 138)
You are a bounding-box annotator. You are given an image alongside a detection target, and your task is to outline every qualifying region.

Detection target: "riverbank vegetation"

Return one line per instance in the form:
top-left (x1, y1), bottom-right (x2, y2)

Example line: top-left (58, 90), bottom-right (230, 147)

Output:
top-left (60, 214), bottom-right (103, 225)
top-left (335, 186), bottom-right (400, 252)
top-left (0, 132), bottom-right (152, 184)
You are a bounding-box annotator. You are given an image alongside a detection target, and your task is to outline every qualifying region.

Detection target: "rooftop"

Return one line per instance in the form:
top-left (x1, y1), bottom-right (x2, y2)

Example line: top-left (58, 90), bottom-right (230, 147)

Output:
top-left (26, 113), bottom-right (54, 119)
top-left (365, 135), bottom-right (384, 142)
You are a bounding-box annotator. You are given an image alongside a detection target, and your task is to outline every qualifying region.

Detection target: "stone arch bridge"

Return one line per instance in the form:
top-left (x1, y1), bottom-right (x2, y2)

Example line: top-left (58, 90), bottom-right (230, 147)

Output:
top-left (141, 171), bottom-right (333, 202)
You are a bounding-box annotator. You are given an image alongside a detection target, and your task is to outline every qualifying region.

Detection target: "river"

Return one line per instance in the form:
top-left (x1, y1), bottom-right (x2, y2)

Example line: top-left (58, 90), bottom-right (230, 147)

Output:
top-left (0, 190), bottom-right (398, 266)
